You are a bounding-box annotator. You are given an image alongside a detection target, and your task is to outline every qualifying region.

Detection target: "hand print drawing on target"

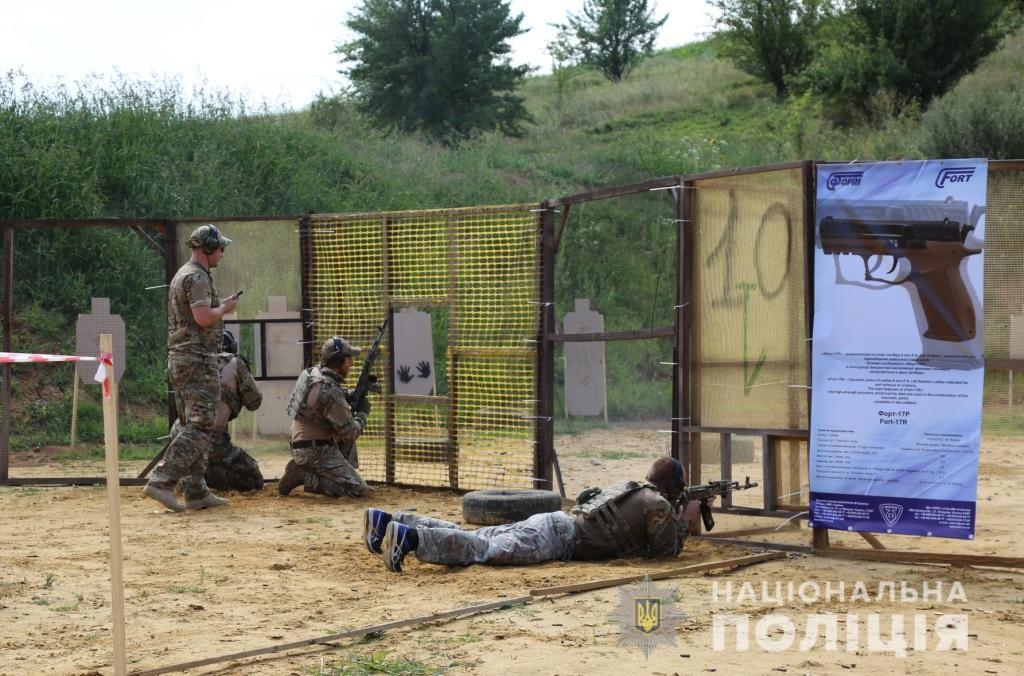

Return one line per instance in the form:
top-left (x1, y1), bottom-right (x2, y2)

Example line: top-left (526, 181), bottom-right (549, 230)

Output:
top-left (392, 308), bottom-right (437, 396)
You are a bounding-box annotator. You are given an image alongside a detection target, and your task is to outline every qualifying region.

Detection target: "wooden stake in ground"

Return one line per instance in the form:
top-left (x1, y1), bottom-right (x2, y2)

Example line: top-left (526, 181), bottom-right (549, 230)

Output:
top-left (100, 334), bottom-right (128, 676)
top-left (71, 361), bottom-right (80, 448)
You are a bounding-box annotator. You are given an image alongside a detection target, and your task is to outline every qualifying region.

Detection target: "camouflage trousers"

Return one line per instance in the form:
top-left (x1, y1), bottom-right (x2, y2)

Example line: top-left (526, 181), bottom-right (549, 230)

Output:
top-left (394, 510), bottom-right (577, 566)
top-left (169, 423), bottom-right (264, 492)
top-left (289, 442), bottom-right (368, 498)
top-left (205, 432), bottom-right (264, 491)
top-left (151, 356), bottom-right (219, 501)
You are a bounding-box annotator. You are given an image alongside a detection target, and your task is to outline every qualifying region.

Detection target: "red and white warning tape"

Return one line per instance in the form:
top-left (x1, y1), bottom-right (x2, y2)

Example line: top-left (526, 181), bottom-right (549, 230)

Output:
top-left (1, 351), bottom-right (114, 397)
top-left (0, 352), bottom-right (98, 363)
top-left (95, 352), bottom-right (114, 397)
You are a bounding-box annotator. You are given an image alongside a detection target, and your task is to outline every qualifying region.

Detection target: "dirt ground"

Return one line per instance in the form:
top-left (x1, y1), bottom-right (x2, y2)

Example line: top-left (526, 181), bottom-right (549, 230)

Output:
top-left (1, 423), bottom-right (1022, 676)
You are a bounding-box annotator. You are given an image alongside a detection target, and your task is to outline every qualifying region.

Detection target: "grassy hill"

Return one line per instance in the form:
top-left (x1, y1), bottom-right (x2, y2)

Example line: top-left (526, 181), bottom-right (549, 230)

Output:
top-left (2, 32), bottom-right (1022, 425)
top-left (5, 32), bottom-right (1023, 221)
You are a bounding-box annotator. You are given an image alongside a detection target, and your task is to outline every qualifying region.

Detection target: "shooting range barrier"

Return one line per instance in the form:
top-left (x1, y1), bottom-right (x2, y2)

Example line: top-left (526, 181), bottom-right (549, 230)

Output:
top-left (3, 161), bottom-right (1024, 527)
top-left (5, 160), bottom-right (1024, 675)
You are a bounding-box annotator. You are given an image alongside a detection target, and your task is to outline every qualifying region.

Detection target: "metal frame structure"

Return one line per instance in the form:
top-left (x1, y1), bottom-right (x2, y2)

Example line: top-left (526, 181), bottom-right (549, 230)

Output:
top-left (4, 159), bottom-right (1024, 556)
top-left (534, 160), bottom-right (1024, 554)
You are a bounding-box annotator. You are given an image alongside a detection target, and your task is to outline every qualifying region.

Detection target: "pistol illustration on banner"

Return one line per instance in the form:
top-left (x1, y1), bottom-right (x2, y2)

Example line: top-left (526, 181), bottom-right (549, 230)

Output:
top-left (818, 198), bottom-right (983, 342)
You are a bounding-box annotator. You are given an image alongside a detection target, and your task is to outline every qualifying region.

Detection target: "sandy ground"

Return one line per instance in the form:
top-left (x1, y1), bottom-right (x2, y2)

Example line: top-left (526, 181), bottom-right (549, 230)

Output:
top-left (1, 424), bottom-right (1022, 676)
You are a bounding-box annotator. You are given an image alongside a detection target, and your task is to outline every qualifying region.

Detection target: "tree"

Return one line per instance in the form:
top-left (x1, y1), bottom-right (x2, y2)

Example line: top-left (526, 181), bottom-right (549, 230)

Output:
top-left (847, 0), bottom-right (1006, 105)
top-left (796, 0), bottom-right (1010, 120)
top-left (711, 0), bottom-right (834, 98)
top-left (551, 0), bottom-right (668, 82)
top-left (337, 0), bottom-right (532, 141)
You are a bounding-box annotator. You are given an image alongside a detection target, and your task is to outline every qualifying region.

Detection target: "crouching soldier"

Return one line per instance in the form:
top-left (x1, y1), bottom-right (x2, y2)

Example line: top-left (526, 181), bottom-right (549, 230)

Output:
top-left (174, 330), bottom-right (264, 493)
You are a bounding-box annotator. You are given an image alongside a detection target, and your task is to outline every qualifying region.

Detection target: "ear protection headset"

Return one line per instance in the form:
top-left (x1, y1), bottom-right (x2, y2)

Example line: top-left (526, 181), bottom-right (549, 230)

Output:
top-left (670, 459), bottom-right (685, 493)
top-left (201, 224), bottom-right (222, 255)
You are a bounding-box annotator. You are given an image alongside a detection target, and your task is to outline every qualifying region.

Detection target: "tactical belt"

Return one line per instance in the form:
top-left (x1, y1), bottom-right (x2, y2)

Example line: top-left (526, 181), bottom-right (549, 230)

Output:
top-left (290, 439), bottom-right (332, 449)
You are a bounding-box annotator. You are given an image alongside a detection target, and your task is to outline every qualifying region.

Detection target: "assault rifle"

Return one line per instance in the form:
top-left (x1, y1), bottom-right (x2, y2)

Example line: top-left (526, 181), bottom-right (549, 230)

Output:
top-left (685, 477), bottom-right (758, 532)
top-left (348, 319), bottom-right (388, 414)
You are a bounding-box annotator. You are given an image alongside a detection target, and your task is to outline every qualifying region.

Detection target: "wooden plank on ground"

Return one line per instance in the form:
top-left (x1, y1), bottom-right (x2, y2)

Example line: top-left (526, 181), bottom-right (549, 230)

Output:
top-left (816, 548), bottom-right (1024, 568)
top-left (529, 551), bottom-right (786, 597)
top-left (131, 595), bottom-right (533, 676)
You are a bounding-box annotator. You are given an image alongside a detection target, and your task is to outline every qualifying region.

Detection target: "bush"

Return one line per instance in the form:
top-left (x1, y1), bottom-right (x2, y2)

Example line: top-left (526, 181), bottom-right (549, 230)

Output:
top-left (918, 87), bottom-right (1024, 159)
top-left (917, 30), bottom-right (1024, 159)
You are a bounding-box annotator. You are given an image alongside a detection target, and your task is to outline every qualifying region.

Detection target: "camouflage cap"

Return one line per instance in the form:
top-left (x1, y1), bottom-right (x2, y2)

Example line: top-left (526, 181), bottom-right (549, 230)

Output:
top-left (187, 224), bottom-right (232, 251)
top-left (321, 336), bottom-right (361, 363)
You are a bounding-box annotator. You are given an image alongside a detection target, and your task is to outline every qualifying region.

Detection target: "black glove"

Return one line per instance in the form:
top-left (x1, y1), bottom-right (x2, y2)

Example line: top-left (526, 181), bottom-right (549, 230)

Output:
top-left (354, 395), bottom-right (371, 417)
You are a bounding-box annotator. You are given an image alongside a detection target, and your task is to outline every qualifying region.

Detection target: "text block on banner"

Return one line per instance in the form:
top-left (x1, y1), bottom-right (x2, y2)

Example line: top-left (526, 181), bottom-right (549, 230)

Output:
top-left (809, 159), bottom-right (987, 539)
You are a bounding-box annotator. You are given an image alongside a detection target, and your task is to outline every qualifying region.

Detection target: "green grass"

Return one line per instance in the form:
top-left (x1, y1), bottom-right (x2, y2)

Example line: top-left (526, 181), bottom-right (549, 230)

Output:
top-left (51, 593), bottom-right (83, 613)
top-left (312, 650), bottom-right (446, 676)
top-left (597, 449), bottom-right (648, 461)
top-left (167, 568), bottom-right (207, 595)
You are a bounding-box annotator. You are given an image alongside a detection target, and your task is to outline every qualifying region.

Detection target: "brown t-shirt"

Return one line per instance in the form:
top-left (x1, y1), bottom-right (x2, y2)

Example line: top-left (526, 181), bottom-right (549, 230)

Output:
top-left (167, 261), bottom-right (222, 356)
top-left (572, 486), bottom-right (682, 560)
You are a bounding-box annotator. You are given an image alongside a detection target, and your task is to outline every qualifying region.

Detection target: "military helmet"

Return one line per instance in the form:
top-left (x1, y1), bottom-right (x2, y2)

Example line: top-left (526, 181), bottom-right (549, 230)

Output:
top-left (320, 336), bottom-right (361, 363)
top-left (187, 224), bottom-right (233, 254)
top-left (646, 457), bottom-right (686, 500)
top-left (221, 330), bottom-right (238, 354)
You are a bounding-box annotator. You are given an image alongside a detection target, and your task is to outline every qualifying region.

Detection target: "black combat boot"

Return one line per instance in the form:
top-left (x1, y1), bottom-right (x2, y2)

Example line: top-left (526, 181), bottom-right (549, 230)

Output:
top-left (278, 460), bottom-right (305, 496)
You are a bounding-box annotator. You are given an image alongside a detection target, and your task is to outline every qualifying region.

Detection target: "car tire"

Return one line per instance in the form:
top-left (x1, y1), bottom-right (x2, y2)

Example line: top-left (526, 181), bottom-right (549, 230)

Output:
top-left (461, 489), bottom-right (565, 526)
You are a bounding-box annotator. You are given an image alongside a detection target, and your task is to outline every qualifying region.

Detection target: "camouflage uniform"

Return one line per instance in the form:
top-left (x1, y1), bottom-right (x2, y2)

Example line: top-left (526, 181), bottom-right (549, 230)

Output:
top-left (173, 351), bottom-right (264, 492)
top-left (283, 365), bottom-right (368, 497)
top-left (393, 481), bottom-right (682, 567)
top-left (149, 260), bottom-right (223, 501)
top-left (570, 481), bottom-right (683, 559)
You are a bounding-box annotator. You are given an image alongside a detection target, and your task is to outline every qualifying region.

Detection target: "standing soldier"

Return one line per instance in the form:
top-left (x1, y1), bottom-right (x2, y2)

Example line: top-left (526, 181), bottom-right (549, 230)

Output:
top-left (171, 330), bottom-right (264, 492)
top-left (144, 224), bottom-right (240, 512)
top-left (279, 336), bottom-right (370, 498)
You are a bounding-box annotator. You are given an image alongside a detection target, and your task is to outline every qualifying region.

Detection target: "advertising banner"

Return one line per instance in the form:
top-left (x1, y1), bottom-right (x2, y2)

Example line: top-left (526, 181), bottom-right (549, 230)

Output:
top-left (809, 159), bottom-right (987, 539)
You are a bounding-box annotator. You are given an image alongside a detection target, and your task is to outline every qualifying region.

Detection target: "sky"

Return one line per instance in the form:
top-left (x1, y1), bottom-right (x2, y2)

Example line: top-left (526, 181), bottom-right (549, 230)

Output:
top-left (1, 0), bottom-right (719, 112)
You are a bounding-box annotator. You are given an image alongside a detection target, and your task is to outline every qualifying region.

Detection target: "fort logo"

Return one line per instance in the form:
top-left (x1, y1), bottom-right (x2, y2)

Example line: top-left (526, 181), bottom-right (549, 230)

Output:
top-left (935, 167), bottom-right (975, 188)
top-left (825, 171), bottom-right (864, 190)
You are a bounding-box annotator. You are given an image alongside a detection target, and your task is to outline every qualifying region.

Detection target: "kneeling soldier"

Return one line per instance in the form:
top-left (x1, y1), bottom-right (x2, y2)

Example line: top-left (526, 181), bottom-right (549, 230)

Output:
top-left (279, 336), bottom-right (370, 498)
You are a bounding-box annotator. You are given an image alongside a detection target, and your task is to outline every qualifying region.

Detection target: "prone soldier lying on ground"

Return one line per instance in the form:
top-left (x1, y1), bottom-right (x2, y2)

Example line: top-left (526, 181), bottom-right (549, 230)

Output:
top-left (363, 457), bottom-right (707, 572)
